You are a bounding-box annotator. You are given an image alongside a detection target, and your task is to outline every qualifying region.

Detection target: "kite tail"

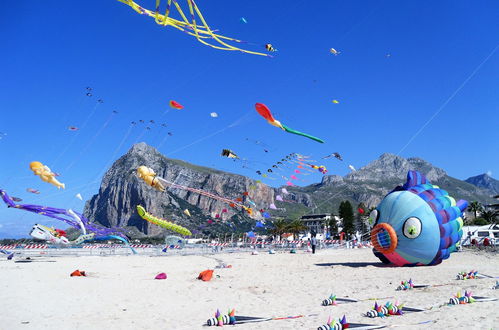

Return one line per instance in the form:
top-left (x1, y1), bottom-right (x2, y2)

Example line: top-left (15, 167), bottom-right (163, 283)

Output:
top-left (281, 124), bottom-right (325, 143)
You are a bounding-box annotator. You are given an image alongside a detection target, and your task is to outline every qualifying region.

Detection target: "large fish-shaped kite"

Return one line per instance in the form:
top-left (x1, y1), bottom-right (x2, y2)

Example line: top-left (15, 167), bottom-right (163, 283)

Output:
top-left (371, 171), bottom-right (467, 266)
top-left (254, 103), bottom-right (324, 143)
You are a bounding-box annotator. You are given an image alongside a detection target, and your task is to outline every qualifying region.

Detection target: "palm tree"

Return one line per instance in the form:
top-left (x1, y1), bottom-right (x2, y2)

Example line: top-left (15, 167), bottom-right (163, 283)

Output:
top-left (287, 220), bottom-right (308, 240)
top-left (468, 201), bottom-right (484, 220)
top-left (481, 210), bottom-right (498, 224)
top-left (269, 219), bottom-right (288, 241)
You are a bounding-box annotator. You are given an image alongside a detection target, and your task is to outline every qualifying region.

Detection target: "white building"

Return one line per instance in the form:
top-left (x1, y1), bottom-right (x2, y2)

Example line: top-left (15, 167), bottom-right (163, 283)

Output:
top-left (300, 214), bottom-right (341, 239)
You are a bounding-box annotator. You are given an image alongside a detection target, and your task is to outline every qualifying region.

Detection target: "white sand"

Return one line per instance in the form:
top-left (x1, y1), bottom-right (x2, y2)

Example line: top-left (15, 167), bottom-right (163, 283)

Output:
top-left (0, 248), bottom-right (498, 329)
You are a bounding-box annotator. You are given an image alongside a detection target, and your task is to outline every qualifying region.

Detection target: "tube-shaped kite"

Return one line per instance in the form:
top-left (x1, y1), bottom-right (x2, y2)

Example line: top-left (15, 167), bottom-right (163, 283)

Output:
top-left (254, 103), bottom-right (324, 143)
top-left (137, 205), bottom-right (192, 236)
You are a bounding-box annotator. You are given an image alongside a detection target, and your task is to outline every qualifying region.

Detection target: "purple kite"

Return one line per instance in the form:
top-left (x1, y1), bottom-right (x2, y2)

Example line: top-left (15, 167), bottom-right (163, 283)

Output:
top-left (0, 189), bottom-right (134, 251)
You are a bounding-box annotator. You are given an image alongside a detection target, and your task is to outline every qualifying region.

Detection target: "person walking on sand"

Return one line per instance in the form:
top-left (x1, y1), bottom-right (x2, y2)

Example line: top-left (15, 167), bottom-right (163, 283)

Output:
top-left (311, 233), bottom-right (318, 254)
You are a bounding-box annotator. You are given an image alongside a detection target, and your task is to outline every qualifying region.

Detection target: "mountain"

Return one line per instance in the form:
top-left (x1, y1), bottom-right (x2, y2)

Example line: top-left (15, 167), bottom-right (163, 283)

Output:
top-left (84, 145), bottom-right (495, 237)
top-left (464, 174), bottom-right (499, 196)
top-left (274, 153), bottom-right (495, 218)
top-left (83, 143), bottom-right (275, 238)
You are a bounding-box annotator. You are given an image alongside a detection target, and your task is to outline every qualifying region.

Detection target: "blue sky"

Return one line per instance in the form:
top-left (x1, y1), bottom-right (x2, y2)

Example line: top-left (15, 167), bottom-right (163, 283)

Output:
top-left (0, 0), bottom-right (497, 238)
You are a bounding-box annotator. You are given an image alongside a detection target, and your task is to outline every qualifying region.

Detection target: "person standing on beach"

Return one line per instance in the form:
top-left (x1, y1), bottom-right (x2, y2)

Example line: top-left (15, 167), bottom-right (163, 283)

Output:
top-left (311, 233), bottom-right (317, 254)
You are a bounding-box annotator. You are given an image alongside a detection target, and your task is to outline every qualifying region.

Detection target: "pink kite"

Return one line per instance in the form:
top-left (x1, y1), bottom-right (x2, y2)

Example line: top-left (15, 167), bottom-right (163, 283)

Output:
top-left (290, 175), bottom-right (298, 180)
top-left (294, 169), bottom-right (301, 174)
top-left (286, 181), bottom-right (294, 186)
top-left (155, 273), bottom-right (167, 280)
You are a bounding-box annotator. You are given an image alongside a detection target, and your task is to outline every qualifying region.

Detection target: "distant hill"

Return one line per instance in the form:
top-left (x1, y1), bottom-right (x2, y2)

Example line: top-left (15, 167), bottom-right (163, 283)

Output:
top-left (275, 153), bottom-right (495, 217)
top-left (84, 144), bottom-right (495, 237)
top-left (465, 174), bottom-right (499, 196)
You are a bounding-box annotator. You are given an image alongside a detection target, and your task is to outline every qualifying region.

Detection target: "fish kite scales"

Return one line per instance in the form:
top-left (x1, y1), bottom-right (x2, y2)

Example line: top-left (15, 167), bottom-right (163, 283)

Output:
top-left (118, 0), bottom-right (270, 56)
top-left (370, 171), bottom-right (468, 266)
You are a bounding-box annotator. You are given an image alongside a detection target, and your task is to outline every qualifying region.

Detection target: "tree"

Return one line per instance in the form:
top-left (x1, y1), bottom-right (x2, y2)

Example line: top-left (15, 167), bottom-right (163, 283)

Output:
top-left (481, 210), bottom-right (498, 224)
top-left (356, 202), bottom-right (369, 237)
top-left (287, 220), bottom-right (307, 240)
top-left (468, 201), bottom-right (484, 220)
top-left (472, 217), bottom-right (488, 226)
top-left (339, 201), bottom-right (355, 238)
top-left (329, 217), bottom-right (339, 238)
top-left (269, 219), bottom-right (288, 241)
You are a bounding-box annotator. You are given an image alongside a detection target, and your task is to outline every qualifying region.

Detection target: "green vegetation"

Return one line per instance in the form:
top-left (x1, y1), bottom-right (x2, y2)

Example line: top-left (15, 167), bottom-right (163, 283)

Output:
top-left (339, 200), bottom-right (355, 238)
top-left (468, 201), bottom-right (484, 220)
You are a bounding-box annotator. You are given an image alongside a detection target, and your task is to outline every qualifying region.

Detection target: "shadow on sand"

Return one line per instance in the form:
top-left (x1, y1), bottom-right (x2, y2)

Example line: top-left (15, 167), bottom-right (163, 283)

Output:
top-left (314, 262), bottom-right (388, 268)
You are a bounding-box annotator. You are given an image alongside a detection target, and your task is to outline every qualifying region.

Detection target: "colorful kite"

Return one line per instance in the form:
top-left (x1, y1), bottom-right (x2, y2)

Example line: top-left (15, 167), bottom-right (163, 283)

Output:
top-left (370, 171), bottom-right (467, 266)
top-left (137, 166), bottom-right (166, 192)
top-left (332, 100), bottom-right (339, 104)
top-left (210, 112), bottom-right (218, 118)
top-left (323, 152), bottom-right (343, 161)
top-left (68, 126), bottom-right (79, 131)
top-left (309, 164), bottom-right (328, 174)
top-left (136, 165), bottom-right (251, 213)
top-left (29, 161), bottom-right (65, 189)
top-left (255, 103), bottom-right (324, 143)
top-left (1, 190), bottom-right (134, 251)
top-left (221, 149), bottom-right (239, 159)
top-left (118, 0), bottom-right (269, 56)
top-left (137, 205), bottom-right (192, 236)
top-left (169, 100), bottom-right (184, 109)
top-left (330, 48), bottom-right (340, 55)
top-left (265, 44), bottom-right (277, 52)
top-left (26, 188), bottom-right (40, 194)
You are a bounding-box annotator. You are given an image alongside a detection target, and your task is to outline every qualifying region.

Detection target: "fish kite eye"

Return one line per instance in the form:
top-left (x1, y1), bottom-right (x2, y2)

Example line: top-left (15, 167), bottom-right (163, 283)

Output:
top-left (403, 217), bottom-right (422, 239)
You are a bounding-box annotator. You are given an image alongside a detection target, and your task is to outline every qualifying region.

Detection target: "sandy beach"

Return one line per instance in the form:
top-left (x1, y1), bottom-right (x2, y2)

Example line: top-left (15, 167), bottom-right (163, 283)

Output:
top-left (0, 248), bottom-right (497, 329)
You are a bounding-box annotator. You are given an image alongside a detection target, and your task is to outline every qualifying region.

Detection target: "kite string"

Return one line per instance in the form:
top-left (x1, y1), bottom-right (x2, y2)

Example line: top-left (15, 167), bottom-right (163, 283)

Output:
top-left (64, 112), bottom-right (117, 172)
top-left (290, 43), bottom-right (499, 220)
top-left (166, 111), bottom-right (253, 156)
top-left (397, 43), bottom-right (498, 155)
top-left (69, 123), bottom-right (136, 207)
top-left (52, 101), bottom-right (101, 167)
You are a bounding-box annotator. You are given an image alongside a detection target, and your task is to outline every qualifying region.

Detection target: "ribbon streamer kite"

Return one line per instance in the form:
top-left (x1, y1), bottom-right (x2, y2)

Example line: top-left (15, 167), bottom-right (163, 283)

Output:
top-left (118, 0), bottom-right (270, 56)
top-left (0, 189), bottom-right (136, 253)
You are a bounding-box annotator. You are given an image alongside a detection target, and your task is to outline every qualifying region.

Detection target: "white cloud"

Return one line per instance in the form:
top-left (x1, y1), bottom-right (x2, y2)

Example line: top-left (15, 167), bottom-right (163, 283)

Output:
top-left (0, 224), bottom-right (3, 228)
top-left (486, 170), bottom-right (492, 177)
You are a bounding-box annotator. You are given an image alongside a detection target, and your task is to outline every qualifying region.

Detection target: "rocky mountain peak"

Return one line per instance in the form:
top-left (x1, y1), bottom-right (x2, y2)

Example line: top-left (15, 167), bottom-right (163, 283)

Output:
top-left (465, 173), bottom-right (499, 195)
top-left (83, 144), bottom-right (495, 237)
top-left (84, 143), bottom-right (275, 238)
